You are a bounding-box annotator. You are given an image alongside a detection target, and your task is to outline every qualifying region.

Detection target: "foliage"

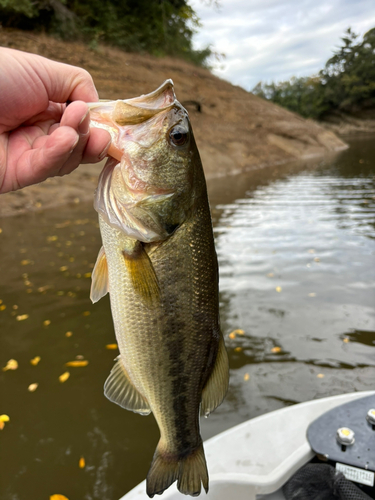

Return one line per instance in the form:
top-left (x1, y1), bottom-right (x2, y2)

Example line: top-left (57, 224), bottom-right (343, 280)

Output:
top-left (252, 27), bottom-right (375, 119)
top-left (0, 0), bottom-right (212, 66)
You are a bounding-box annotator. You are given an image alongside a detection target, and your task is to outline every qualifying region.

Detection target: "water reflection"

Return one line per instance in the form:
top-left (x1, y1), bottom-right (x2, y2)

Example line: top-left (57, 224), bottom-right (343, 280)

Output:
top-left (0, 137), bottom-right (374, 499)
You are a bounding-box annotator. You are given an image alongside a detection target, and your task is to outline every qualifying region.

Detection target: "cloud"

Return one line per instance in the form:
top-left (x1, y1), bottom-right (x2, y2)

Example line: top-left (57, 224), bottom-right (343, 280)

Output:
top-left (190, 0), bottom-right (375, 90)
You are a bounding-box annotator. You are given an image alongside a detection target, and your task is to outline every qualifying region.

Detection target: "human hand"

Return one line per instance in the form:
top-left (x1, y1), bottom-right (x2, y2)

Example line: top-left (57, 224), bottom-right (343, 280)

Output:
top-left (0, 48), bottom-right (111, 193)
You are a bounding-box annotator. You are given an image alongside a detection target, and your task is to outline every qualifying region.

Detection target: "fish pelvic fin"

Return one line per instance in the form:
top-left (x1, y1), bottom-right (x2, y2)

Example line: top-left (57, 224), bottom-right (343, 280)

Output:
top-left (200, 336), bottom-right (229, 417)
top-left (146, 440), bottom-right (208, 498)
top-left (90, 246), bottom-right (109, 303)
top-left (104, 355), bottom-right (151, 415)
top-left (123, 242), bottom-right (160, 306)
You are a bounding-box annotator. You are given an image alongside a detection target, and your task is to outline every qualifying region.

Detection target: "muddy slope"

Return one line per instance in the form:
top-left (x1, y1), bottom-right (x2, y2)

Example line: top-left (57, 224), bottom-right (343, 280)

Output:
top-left (0, 29), bottom-right (347, 216)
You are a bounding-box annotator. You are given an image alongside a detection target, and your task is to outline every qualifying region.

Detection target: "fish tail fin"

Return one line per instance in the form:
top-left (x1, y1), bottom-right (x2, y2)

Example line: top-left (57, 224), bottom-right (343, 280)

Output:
top-left (146, 440), bottom-right (208, 498)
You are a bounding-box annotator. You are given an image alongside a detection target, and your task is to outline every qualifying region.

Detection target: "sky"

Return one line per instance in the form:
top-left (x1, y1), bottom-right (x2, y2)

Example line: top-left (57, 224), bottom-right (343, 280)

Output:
top-left (189, 0), bottom-right (375, 91)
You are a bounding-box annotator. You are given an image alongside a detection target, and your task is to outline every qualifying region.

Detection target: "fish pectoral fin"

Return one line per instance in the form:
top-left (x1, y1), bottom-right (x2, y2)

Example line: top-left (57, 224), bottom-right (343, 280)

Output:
top-left (104, 355), bottom-right (151, 415)
top-left (200, 337), bottom-right (229, 417)
top-left (123, 242), bottom-right (160, 306)
top-left (90, 246), bottom-right (109, 303)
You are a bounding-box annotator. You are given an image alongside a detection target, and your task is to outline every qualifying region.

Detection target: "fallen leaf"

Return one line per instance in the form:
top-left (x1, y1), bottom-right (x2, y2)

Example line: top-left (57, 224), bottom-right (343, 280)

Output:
top-left (228, 332), bottom-right (236, 339)
top-left (65, 331), bottom-right (73, 337)
top-left (21, 260), bottom-right (31, 266)
top-left (314, 257), bottom-right (320, 262)
top-left (50, 495), bottom-right (69, 500)
top-left (308, 292), bottom-right (316, 297)
top-left (79, 457), bottom-right (85, 468)
top-left (47, 236), bottom-right (58, 242)
top-left (0, 304), bottom-right (6, 311)
top-left (43, 320), bottom-right (51, 326)
top-left (28, 383), bottom-right (38, 392)
top-left (82, 311), bottom-right (90, 316)
top-left (244, 373), bottom-right (250, 381)
top-left (59, 372), bottom-right (70, 383)
top-left (308, 249), bottom-right (316, 254)
top-left (0, 415), bottom-right (10, 422)
top-left (30, 356), bottom-right (41, 366)
top-left (106, 344), bottom-right (118, 350)
top-left (59, 266), bottom-right (68, 272)
top-left (343, 338), bottom-right (350, 343)
top-left (0, 228), bottom-right (2, 234)
top-left (12, 305), bottom-right (18, 310)
top-left (231, 329), bottom-right (244, 335)
top-left (234, 347), bottom-right (242, 352)
top-left (267, 272), bottom-right (274, 278)
top-left (84, 272), bottom-right (91, 278)
top-left (2, 359), bottom-right (18, 371)
top-left (271, 346), bottom-right (282, 353)
top-left (65, 360), bottom-right (89, 367)
top-left (16, 314), bottom-right (29, 321)
top-left (275, 286), bottom-right (282, 292)
top-left (317, 373), bottom-right (325, 379)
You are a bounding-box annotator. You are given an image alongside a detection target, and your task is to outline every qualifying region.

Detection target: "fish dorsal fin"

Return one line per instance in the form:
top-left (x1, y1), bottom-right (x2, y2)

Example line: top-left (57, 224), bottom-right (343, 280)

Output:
top-left (200, 337), bottom-right (229, 417)
top-left (104, 355), bottom-right (151, 415)
top-left (90, 246), bottom-right (109, 304)
top-left (123, 242), bottom-right (160, 306)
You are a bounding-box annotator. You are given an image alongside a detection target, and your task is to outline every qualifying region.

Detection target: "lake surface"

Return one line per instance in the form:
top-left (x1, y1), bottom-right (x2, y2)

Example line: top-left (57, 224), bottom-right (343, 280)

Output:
top-left (0, 137), bottom-right (374, 500)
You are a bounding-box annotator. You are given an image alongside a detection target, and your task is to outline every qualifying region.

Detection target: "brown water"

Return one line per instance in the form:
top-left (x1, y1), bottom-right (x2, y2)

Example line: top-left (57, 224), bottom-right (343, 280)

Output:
top-left (0, 137), bottom-right (374, 500)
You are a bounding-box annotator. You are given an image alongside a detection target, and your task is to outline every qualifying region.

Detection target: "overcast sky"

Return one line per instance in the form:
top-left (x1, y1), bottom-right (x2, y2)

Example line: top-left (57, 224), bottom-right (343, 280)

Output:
top-left (189, 0), bottom-right (375, 91)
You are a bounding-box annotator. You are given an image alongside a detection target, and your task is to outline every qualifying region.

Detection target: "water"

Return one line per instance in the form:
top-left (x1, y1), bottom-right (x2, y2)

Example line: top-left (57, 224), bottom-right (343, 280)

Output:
top-left (0, 137), bottom-right (374, 500)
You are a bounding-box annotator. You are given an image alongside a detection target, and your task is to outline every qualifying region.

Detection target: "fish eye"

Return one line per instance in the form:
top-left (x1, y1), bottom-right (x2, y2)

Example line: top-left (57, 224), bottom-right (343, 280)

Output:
top-left (169, 126), bottom-right (189, 147)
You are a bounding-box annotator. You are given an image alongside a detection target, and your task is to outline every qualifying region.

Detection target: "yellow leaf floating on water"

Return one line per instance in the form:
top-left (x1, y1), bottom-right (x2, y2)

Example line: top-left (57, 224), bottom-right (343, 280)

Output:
top-left (244, 373), bottom-right (250, 381)
top-left (231, 329), bottom-right (244, 336)
top-left (275, 286), bottom-right (282, 293)
top-left (271, 346), bottom-right (282, 353)
top-left (43, 320), bottom-right (51, 326)
top-left (0, 415), bottom-right (10, 430)
top-left (59, 372), bottom-right (70, 383)
top-left (65, 360), bottom-right (89, 367)
top-left (50, 495), bottom-right (69, 500)
top-left (343, 337), bottom-right (350, 343)
top-left (30, 356), bottom-right (41, 366)
top-left (59, 266), bottom-right (68, 272)
top-left (0, 304), bottom-right (6, 311)
top-left (2, 359), bottom-right (18, 371)
top-left (234, 347), bottom-right (242, 352)
top-left (47, 236), bottom-right (58, 242)
top-left (308, 292), bottom-right (316, 297)
top-left (317, 373), bottom-right (325, 379)
top-left (228, 332), bottom-right (236, 339)
top-left (82, 311), bottom-right (90, 316)
top-left (28, 383), bottom-right (38, 392)
top-left (84, 272), bottom-right (91, 278)
top-left (267, 272), bottom-right (274, 278)
top-left (106, 344), bottom-right (118, 350)
top-left (65, 331), bottom-right (73, 338)
top-left (16, 314), bottom-right (29, 321)
top-left (79, 457), bottom-right (85, 468)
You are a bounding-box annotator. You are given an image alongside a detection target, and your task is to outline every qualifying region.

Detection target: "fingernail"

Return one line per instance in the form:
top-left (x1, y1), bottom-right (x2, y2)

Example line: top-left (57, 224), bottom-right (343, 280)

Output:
top-left (98, 139), bottom-right (112, 161)
top-left (78, 110), bottom-right (90, 134)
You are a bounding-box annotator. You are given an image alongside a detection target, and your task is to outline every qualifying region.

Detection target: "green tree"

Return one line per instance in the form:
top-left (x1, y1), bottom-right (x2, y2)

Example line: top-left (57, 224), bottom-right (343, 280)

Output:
top-left (0, 0), bottom-right (212, 66)
top-left (253, 27), bottom-right (375, 119)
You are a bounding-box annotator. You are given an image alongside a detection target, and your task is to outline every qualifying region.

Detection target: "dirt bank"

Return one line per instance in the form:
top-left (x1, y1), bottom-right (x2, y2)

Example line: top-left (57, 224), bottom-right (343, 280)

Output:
top-left (0, 29), bottom-right (347, 217)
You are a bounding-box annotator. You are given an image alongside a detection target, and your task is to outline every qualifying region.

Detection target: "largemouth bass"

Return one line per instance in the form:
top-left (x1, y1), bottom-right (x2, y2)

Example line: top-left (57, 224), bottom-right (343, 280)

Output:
top-left (88, 81), bottom-right (229, 497)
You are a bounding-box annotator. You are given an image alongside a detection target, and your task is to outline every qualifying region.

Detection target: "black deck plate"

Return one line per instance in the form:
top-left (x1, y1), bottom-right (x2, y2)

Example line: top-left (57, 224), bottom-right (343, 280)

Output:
top-left (307, 394), bottom-right (375, 471)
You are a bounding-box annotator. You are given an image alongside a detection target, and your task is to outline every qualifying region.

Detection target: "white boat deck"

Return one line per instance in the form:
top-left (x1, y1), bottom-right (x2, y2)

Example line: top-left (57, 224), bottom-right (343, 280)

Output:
top-left (120, 391), bottom-right (375, 500)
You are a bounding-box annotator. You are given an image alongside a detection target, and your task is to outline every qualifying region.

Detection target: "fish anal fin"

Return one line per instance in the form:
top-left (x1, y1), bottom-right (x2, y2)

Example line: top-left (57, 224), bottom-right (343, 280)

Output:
top-left (147, 440), bottom-right (208, 498)
top-left (200, 337), bottom-right (229, 417)
top-left (104, 355), bottom-right (151, 415)
top-left (90, 246), bottom-right (109, 304)
top-left (123, 243), bottom-right (160, 305)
